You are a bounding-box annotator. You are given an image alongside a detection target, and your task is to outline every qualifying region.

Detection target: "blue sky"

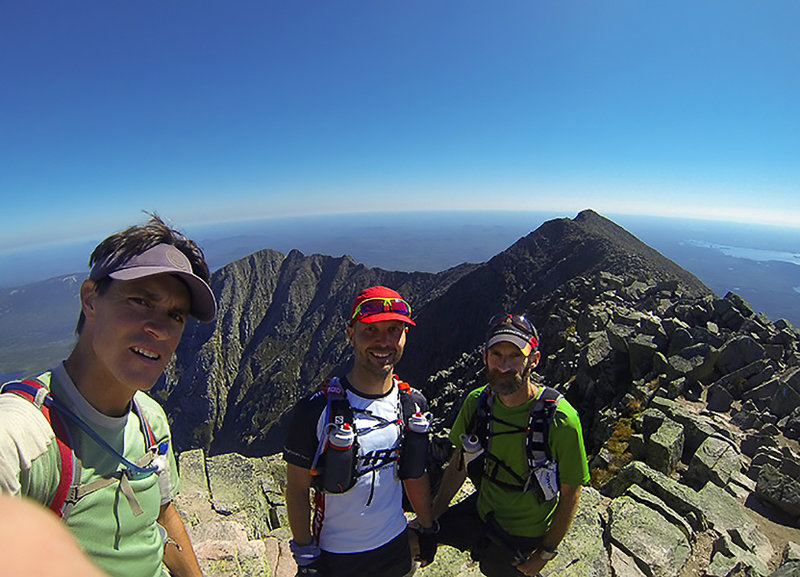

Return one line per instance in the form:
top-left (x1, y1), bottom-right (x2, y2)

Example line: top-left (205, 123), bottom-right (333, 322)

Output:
top-left (2, 1), bottom-right (799, 252)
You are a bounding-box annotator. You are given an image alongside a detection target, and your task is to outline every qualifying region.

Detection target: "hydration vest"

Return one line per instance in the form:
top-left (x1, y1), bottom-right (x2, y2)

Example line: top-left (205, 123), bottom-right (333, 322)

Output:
top-left (1, 376), bottom-right (163, 519)
top-left (309, 375), bottom-right (427, 494)
top-left (465, 384), bottom-right (562, 502)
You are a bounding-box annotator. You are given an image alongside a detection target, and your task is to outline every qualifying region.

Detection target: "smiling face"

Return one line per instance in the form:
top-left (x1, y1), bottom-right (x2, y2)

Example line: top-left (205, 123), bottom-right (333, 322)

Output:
top-left (485, 341), bottom-right (540, 398)
top-left (75, 273), bottom-right (190, 410)
top-left (346, 319), bottom-right (407, 380)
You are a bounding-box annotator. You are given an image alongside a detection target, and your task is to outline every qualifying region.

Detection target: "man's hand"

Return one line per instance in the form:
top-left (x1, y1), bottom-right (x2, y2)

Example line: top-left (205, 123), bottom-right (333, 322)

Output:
top-left (413, 520), bottom-right (439, 567)
top-left (290, 539), bottom-right (322, 576)
top-left (511, 549), bottom-right (547, 577)
top-left (295, 565), bottom-right (322, 577)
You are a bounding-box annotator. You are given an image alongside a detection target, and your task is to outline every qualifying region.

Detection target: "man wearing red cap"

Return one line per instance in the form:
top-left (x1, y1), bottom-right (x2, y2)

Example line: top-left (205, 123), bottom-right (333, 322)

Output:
top-left (284, 286), bottom-right (437, 577)
top-left (0, 214), bottom-right (213, 577)
top-left (431, 314), bottom-right (589, 577)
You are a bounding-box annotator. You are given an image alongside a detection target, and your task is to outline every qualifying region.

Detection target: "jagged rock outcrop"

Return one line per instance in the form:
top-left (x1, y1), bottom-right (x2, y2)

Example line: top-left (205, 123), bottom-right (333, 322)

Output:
top-left (158, 210), bottom-right (714, 456)
top-left (162, 210), bottom-right (800, 576)
top-left (174, 449), bottom-right (293, 577)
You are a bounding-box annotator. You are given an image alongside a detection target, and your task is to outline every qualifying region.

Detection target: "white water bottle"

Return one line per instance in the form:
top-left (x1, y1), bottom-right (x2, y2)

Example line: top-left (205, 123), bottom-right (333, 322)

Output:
top-left (461, 433), bottom-right (486, 484)
top-left (460, 433), bottom-right (484, 465)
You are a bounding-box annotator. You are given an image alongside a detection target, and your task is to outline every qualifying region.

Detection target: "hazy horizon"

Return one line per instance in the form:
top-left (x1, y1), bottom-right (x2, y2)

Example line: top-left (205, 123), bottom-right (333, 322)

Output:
top-left (2, 210), bottom-right (800, 287)
top-left (2, 211), bottom-right (798, 330)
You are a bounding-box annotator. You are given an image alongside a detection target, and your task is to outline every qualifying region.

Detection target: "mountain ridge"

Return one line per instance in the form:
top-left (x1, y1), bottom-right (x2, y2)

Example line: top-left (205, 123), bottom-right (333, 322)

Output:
top-left (157, 210), bottom-right (714, 456)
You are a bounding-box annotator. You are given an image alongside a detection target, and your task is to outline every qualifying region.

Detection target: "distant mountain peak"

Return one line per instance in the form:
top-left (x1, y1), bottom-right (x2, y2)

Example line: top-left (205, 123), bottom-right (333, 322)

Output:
top-left (157, 211), bottom-right (712, 456)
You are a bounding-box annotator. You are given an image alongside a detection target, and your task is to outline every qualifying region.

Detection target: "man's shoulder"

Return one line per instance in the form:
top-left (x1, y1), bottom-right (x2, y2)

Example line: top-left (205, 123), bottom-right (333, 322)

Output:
top-left (0, 389), bottom-right (59, 496)
top-left (134, 390), bottom-right (166, 411)
top-left (551, 391), bottom-right (579, 417)
top-left (451, 385), bottom-right (486, 423)
top-left (132, 392), bottom-right (172, 441)
top-left (0, 392), bottom-right (53, 432)
top-left (0, 374), bottom-right (56, 430)
top-left (291, 386), bottom-right (329, 419)
top-left (546, 392), bottom-right (583, 433)
top-left (461, 385), bottom-right (488, 410)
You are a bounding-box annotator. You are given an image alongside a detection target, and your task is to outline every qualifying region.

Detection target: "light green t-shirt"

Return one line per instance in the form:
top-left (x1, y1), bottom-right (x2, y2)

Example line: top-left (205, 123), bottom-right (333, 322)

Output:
top-left (449, 385), bottom-right (590, 537)
top-left (0, 364), bottom-right (179, 577)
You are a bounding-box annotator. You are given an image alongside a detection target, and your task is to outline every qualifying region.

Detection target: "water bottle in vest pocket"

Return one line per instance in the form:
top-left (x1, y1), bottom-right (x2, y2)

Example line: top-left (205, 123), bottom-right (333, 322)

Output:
top-left (398, 411), bottom-right (431, 479)
top-left (322, 422), bottom-right (356, 493)
top-left (460, 433), bottom-right (485, 486)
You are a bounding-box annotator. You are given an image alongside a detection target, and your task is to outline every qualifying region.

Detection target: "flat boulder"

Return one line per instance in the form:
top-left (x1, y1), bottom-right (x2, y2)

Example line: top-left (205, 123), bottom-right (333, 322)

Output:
top-left (607, 495), bottom-right (691, 577)
top-left (686, 436), bottom-right (743, 489)
top-left (550, 487), bottom-right (611, 577)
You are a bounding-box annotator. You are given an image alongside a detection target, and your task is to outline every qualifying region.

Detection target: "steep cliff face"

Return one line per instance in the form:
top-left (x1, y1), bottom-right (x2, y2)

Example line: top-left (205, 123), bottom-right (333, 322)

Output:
top-left (157, 210), bottom-right (713, 456)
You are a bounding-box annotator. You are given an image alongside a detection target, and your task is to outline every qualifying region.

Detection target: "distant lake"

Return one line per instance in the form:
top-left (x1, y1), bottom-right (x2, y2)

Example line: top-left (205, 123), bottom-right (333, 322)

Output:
top-left (686, 240), bottom-right (800, 267)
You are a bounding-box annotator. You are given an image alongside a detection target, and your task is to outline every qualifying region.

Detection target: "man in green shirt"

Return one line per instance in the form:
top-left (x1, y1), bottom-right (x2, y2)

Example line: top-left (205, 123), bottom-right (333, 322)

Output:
top-left (0, 214), bottom-right (216, 577)
top-left (432, 314), bottom-right (590, 577)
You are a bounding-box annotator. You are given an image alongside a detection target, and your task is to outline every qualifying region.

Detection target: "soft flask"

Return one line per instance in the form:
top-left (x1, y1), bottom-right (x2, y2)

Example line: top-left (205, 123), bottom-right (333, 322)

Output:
top-left (399, 411), bottom-right (431, 479)
top-left (322, 422), bottom-right (355, 493)
top-left (460, 433), bottom-right (485, 484)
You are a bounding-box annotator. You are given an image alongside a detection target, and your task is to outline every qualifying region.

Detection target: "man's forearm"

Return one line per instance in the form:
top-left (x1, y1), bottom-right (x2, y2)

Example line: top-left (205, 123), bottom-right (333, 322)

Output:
top-left (540, 484), bottom-right (582, 550)
top-left (285, 463), bottom-right (314, 545)
top-left (403, 473), bottom-right (433, 527)
top-left (431, 449), bottom-right (467, 519)
top-left (513, 484), bottom-right (583, 576)
top-left (159, 502), bottom-right (203, 577)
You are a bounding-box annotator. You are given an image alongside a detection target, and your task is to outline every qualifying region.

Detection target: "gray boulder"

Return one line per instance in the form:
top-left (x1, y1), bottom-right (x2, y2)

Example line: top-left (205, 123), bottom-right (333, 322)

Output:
top-left (646, 418), bottom-right (685, 474)
top-left (174, 450), bottom-right (294, 577)
top-left (717, 336), bottom-right (766, 375)
top-left (698, 482), bottom-right (774, 567)
top-left (756, 464), bottom-right (800, 520)
top-left (707, 381), bottom-right (734, 413)
top-left (546, 487), bottom-right (611, 577)
top-left (629, 334), bottom-right (659, 380)
top-left (607, 495), bottom-right (691, 577)
top-left (771, 368), bottom-right (800, 419)
top-left (707, 534), bottom-right (770, 577)
top-left (602, 461), bottom-right (709, 531)
top-left (667, 343), bottom-right (718, 384)
top-left (686, 436), bottom-right (743, 489)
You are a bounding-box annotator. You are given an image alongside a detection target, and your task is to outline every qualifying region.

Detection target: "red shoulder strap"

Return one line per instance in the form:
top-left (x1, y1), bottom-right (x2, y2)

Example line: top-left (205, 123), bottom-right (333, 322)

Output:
top-left (18, 380), bottom-right (74, 517)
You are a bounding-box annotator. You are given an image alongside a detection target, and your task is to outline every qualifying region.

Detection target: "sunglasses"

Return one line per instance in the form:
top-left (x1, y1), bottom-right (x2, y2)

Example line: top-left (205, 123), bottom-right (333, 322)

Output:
top-left (351, 297), bottom-right (412, 323)
top-left (486, 313), bottom-right (538, 347)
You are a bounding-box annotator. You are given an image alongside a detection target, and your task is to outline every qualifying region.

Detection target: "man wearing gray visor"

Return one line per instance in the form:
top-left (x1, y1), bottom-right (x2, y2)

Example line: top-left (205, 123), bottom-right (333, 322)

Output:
top-left (0, 214), bottom-right (216, 577)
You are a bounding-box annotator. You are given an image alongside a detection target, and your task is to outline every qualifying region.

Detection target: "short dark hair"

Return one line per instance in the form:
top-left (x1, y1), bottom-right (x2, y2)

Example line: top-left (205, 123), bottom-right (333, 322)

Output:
top-left (75, 213), bottom-right (210, 333)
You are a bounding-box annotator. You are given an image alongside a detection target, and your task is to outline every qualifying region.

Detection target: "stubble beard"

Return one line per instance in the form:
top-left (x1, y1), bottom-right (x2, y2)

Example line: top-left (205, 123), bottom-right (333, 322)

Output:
top-left (486, 367), bottom-right (529, 397)
top-left (360, 347), bottom-right (403, 379)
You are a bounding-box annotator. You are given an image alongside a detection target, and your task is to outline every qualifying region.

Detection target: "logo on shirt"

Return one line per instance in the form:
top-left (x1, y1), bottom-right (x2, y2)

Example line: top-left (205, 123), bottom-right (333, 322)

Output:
top-left (359, 448), bottom-right (398, 471)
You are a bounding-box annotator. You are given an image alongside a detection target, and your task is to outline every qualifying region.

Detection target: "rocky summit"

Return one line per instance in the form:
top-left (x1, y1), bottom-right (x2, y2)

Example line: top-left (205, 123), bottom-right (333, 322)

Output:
top-left (158, 210), bottom-right (800, 576)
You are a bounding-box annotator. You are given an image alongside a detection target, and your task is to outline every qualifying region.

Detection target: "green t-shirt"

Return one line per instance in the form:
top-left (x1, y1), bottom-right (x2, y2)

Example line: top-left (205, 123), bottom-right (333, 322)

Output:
top-left (449, 385), bottom-right (590, 537)
top-left (0, 364), bottom-right (179, 577)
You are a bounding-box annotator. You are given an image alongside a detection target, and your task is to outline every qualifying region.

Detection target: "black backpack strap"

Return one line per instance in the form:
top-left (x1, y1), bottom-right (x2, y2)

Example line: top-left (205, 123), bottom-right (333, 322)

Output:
top-left (395, 376), bottom-right (425, 425)
top-left (525, 387), bottom-right (562, 467)
top-left (323, 377), bottom-right (354, 430)
top-left (467, 384), bottom-right (563, 498)
top-left (309, 377), bottom-right (359, 494)
top-left (465, 385), bottom-right (492, 444)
